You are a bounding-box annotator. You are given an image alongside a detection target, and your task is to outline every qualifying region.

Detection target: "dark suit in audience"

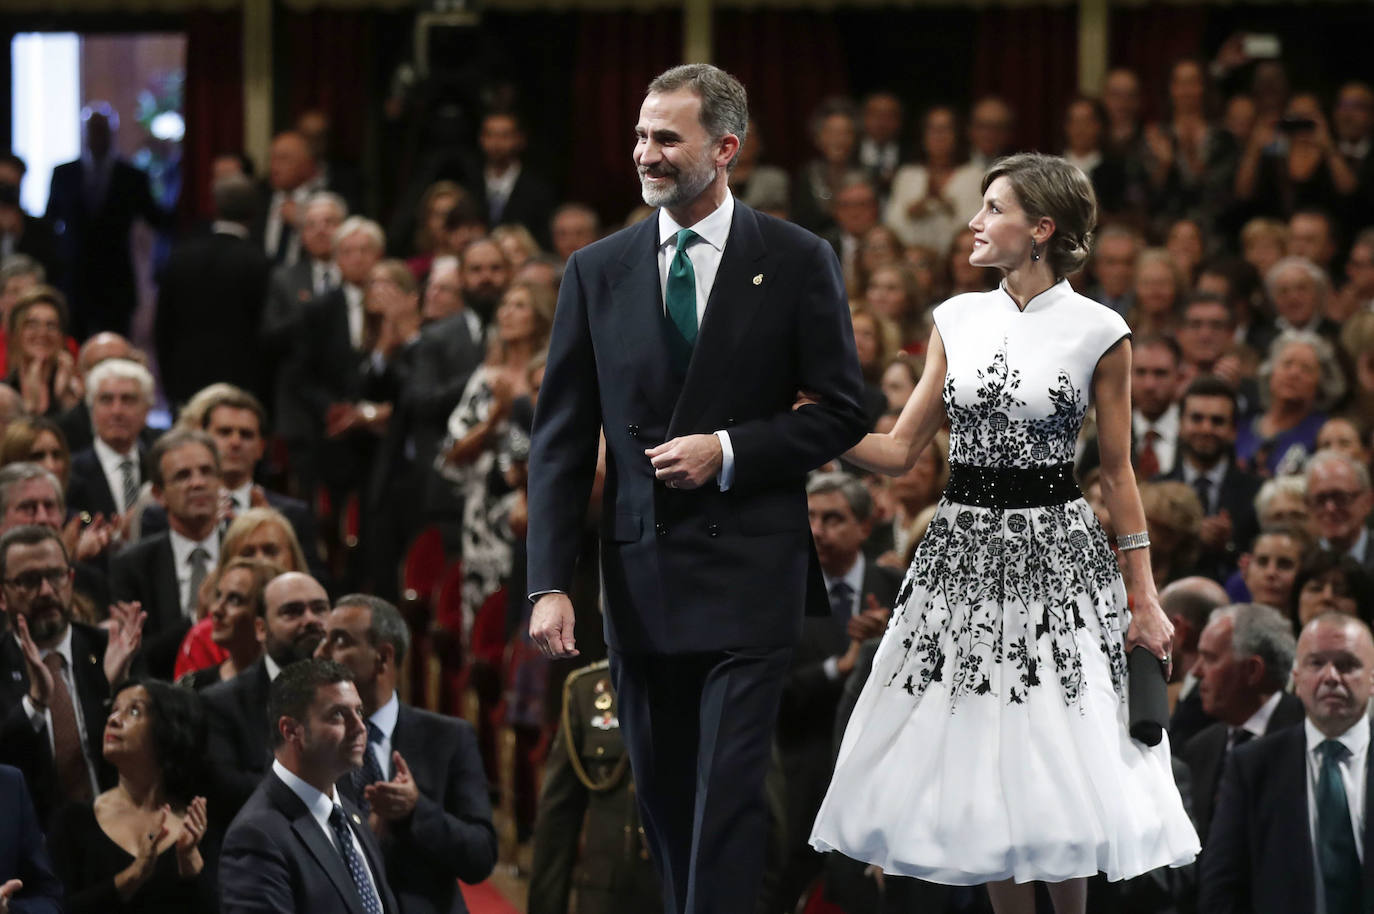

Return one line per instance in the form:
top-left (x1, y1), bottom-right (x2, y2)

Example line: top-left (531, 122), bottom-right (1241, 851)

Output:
top-left (0, 623), bottom-right (115, 826)
top-left (201, 656), bottom-right (274, 817)
top-left (0, 764), bottom-right (63, 914)
top-left (293, 286), bottom-right (369, 499)
top-left (66, 445), bottom-right (149, 521)
top-left (154, 225), bottom-right (273, 409)
top-left (220, 771), bottom-right (400, 914)
top-left (108, 533), bottom-right (189, 680)
top-left (139, 491), bottom-right (325, 582)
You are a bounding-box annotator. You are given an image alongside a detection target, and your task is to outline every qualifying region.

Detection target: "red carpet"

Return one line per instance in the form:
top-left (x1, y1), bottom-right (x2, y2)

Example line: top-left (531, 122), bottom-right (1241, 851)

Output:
top-left (460, 880), bottom-right (521, 914)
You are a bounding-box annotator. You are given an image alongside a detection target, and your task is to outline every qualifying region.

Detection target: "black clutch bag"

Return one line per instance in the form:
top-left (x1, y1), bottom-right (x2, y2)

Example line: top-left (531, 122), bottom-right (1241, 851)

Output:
top-left (1128, 645), bottom-right (1169, 747)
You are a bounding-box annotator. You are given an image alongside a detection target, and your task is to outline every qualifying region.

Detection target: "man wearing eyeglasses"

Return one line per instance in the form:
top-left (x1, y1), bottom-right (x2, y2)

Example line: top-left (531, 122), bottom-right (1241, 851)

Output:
top-left (1305, 449), bottom-right (1374, 574)
top-left (202, 570), bottom-right (330, 820)
top-left (0, 524), bottom-right (143, 827)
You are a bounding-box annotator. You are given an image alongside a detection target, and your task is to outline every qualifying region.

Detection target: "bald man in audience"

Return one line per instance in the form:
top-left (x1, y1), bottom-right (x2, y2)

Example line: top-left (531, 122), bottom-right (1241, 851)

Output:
top-left (1163, 576), bottom-right (1230, 729)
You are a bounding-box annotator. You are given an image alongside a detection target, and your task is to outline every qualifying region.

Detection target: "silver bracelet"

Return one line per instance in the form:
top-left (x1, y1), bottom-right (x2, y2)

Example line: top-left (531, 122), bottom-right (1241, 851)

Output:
top-left (1116, 531), bottom-right (1151, 551)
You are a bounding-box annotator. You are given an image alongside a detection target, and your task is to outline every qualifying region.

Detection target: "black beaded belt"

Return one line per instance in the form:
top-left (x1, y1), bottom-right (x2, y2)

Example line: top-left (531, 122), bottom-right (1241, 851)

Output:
top-left (944, 462), bottom-right (1080, 509)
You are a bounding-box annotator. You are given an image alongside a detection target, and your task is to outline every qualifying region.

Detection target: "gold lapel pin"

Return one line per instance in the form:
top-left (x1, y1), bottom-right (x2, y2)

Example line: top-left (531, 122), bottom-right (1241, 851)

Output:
top-left (752, 274), bottom-right (763, 285)
top-left (352, 813), bottom-right (362, 825)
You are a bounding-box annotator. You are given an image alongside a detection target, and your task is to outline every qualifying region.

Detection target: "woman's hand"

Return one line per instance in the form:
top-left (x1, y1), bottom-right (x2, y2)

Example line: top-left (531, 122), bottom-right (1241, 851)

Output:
top-left (53, 350), bottom-right (80, 410)
top-left (176, 796), bottom-right (208, 878)
top-left (115, 807), bottom-right (168, 900)
top-left (19, 356), bottom-right (50, 415)
top-left (1125, 592), bottom-right (1175, 680)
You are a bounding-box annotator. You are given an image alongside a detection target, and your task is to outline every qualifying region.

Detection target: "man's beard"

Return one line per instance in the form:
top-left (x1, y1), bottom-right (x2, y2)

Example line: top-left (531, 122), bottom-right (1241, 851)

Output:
top-left (23, 597), bottom-right (70, 645)
top-left (464, 287), bottom-right (503, 324)
top-left (268, 630), bottom-right (325, 667)
top-left (639, 159), bottom-right (715, 209)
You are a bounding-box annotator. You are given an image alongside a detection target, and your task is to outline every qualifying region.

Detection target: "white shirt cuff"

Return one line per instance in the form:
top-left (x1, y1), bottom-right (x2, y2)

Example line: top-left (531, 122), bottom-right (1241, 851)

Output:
top-left (22, 695), bottom-right (46, 731)
top-left (823, 657), bottom-right (841, 681)
top-left (715, 430), bottom-right (735, 492)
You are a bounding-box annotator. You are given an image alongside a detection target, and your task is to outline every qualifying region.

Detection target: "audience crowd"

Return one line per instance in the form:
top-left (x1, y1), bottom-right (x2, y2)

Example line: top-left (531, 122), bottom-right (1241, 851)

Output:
top-left (0, 43), bottom-right (1373, 914)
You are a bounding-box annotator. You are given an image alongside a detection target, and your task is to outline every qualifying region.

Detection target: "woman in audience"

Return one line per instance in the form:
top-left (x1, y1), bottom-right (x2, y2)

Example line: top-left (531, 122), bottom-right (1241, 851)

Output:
top-left (1164, 216), bottom-right (1207, 286)
top-left (442, 280), bottom-right (555, 634)
top-left (1140, 480), bottom-right (1204, 588)
top-left (1253, 473), bottom-right (1311, 532)
top-left (851, 224), bottom-right (903, 298)
top-left (883, 430), bottom-right (949, 568)
top-left (5, 286), bottom-right (81, 418)
top-left (1125, 248), bottom-right (1183, 338)
top-left (1316, 416), bottom-right (1371, 470)
top-left (1290, 549), bottom-right (1374, 628)
top-left (880, 353), bottom-right (922, 413)
top-left (1239, 216), bottom-right (1288, 280)
top-left (1236, 330), bottom-right (1345, 476)
top-left (1143, 59), bottom-right (1232, 231)
top-left (172, 507), bottom-right (310, 680)
top-left (886, 106), bottom-right (964, 256)
top-left (792, 98), bottom-right (861, 235)
top-left (0, 416), bottom-right (71, 490)
top-left (178, 558), bottom-right (281, 691)
top-left (51, 680), bottom-right (213, 913)
top-left (864, 264), bottom-right (927, 350)
top-left (492, 224), bottom-right (542, 272)
top-left (1235, 92), bottom-right (1359, 220)
top-left (1340, 310), bottom-right (1374, 419)
top-left (406, 180), bottom-right (467, 278)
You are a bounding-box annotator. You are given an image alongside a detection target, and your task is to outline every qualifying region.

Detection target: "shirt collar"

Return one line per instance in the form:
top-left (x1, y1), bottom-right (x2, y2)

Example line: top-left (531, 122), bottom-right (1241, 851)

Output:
top-left (1241, 689), bottom-right (1284, 738)
top-left (93, 435), bottom-right (137, 468)
top-left (264, 654), bottom-right (282, 681)
top-left (1306, 713), bottom-right (1371, 759)
top-left (211, 221), bottom-right (250, 239)
top-left (228, 482), bottom-right (254, 511)
top-left (1324, 527), bottom-right (1371, 564)
top-left (169, 527), bottom-right (219, 569)
top-left (657, 192), bottom-right (734, 253)
top-left (1181, 458), bottom-right (1228, 488)
top-left (272, 758), bottom-right (339, 827)
top-left (370, 691), bottom-right (400, 740)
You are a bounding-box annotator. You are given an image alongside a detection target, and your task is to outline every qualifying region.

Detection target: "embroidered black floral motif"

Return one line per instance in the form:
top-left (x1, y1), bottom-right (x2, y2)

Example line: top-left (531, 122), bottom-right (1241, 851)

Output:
top-left (883, 338), bottom-right (1127, 710)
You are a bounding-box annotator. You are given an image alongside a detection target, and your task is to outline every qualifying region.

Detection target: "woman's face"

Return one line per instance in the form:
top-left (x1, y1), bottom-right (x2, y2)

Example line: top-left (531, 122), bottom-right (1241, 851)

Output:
top-left (851, 314), bottom-right (879, 368)
top-left (1166, 221), bottom-right (1203, 276)
top-left (1298, 570), bottom-right (1359, 625)
top-left (1259, 490), bottom-right (1311, 532)
top-left (18, 303), bottom-right (62, 363)
top-left (1064, 100), bottom-right (1102, 154)
top-left (881, 361), bottom-right (916, 411)
top-left (1169, 61), bottom-right (1205, 114)
top-left (1317, 418), bottom-right (1369, 466)
top-left (860, 228), bottom-right (901, 273)
top-left (497, 286), bottom-right (538, 344)
top-left (1243, 234), bottom-right (1285, 278)
top-left (210, 567), bottom-right (262, 647)
top-left (866, 269), bottom-right (910, 322)
top-left (28, 430), bottom-right (68, 486)
top-left (1269, 342), bottom-right (1322, 407)
top-left (923, 109), bottom-right (957, 162)
top-left (235, 522), bottom-right (298, 571)
top-left (365, 267), bottom-right (411, 320)
top-left (816, 114), bottom-right (856, 165)
top-left (103, 685), bottom-right (154, 765)
top-left (498, 234), bottom-right (532, 270)
top-left (967, 178), bottom-right (1032, 273)
top-left (1134, 260), bottom-right (1178, 317)
top-left (425, 192), bottom-right (459, 252)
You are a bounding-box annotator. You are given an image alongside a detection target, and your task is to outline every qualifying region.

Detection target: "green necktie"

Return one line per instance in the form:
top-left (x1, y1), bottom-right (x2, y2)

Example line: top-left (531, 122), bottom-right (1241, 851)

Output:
top-left (665, 228), bottom-right (699, 347)
top-left (1317, 739), bottom-right (1364, 914)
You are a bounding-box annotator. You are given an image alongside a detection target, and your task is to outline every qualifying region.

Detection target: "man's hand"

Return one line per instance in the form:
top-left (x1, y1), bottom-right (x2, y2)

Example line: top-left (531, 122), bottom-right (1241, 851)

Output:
top-left (846, 594), bottom-right (891, 641)
top-left (836, 638), bottom-right (863, 677)
top-left (1198, 510), bottom-right (1233, 551)
top-left (0, 878), bottom-right (21, 912)
top-left (104, 601), bottom-right (146, 687)
top-left (529, 593), bottom-right (579, 658)
top-left (365, 751), bottom-right (420, 821)
top-left (646, 434), bottom-right (723, 490)
top-left (16, 615), bottom-right (53, 711)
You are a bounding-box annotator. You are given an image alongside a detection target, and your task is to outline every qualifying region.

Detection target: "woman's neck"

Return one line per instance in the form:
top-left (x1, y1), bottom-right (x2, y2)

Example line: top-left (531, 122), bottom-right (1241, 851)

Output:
top-left (1003, 263), bottom-right (1057, 309)
top-left (117, 767), bottom-right (166, 811)
top-left (1264, 398), bottom-right (1311, 431)
top-left (502, 339), bottom-right (534, 369)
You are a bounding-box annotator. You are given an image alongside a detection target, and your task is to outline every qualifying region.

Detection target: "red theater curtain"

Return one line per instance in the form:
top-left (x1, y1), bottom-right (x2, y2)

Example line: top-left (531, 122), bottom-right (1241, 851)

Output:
top-left (182, 9), bottom-right (243, 223)
top-left (1109, 6), bottom-right (1207, 124)
top-left (972, 7), bottom-right (1078, 154)
top-left (280, 9), bottom-right (373, 163)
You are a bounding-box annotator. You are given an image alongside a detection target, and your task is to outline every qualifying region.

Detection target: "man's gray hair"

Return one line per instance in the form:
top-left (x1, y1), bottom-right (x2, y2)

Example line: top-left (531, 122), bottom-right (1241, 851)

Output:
top-left (0, 254), bottom-right (44, 285)
top-left (1306, 447), bottom-right (1372, 492)
top-left (304, 191), bottom-right (348, 221)
top-left (647, 64), bottom-right (749, 170)
top-left (806, 471), bottom-right (874, 523)
top-left (1264, 255), bottom-right (1330, 301)
top-left (334, 216), bottom-right (385, 254)
top-left (85, 358), bottom-right (154, 408)
top-left (1209, 602), bottom-right (1298, 692)
top-left (337, 593), bottom-right (411, 665)
top-left (0, 463), bottom-right (63, 518)
top-left (1256, 329), bottom-right (1346, 412)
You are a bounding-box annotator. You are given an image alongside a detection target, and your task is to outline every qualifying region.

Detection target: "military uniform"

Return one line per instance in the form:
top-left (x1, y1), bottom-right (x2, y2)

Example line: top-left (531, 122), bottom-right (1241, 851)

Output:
top-left (529, 660), bottom-right (662, 914)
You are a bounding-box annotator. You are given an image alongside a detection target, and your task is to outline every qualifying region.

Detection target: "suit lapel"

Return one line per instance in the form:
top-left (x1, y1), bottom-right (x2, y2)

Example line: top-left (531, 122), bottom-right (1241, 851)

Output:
top-left (1365, 739), bottom-right (1374, 900)
top-left (155, 537), bottom-right (182, 628)
top-left (612, 217), bottom-right (678, 421)
top-left (668, 204), bottom-right (769, 437)
top-left (270, 776), bottom-right (368, 914)
top-left (1276, 728), bottom-right (1317, 904)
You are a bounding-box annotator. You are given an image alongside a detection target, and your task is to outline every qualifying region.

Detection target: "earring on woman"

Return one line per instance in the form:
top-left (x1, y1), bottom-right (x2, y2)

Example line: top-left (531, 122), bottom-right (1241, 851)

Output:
top-left (1030, 238), bottom-right (1041, 263)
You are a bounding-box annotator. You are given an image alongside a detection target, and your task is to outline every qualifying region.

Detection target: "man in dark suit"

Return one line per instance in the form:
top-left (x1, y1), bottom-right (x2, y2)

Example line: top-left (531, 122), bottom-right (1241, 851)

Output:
top-left (528, 64), bottom-right (868, 914)
top-left (110, 429), bottom-right (223, 679)
top-left (317, 594), bottom-right (497, 913)
top-left (44, 106), bottom-right (170, 338)
top-left (1157, 376), bottom-right (1262, 581)
top-left (1200, 612), bottom-right (1374, 913)
top-left (202, 571), bottom-right (329, 818)
top-left (0, 524), bottom-right (141, 825)
top-left (1178, 602), bottom-right (1301, 845)
top-left (252, 130), bottom-right (326, 268)
top-left (774, 472), bottom-right (900, 912)
top-left (56, 332), bottom-right (145, 455)
top-left (65, 358), bottom-right (153, 522)
top-left (469, 111), bottom-right (556, 250)
top-left (822, 177), bottom-right (880, 283)
top-left (220, 657), bottom-right (400, 914)
top-left (140, 386), bottom-right (324, 580)
top-left (154, 175), bottom-right (272, 410)
top-left (0, 764), bottom-right (63, 913)
top-left (1305, 449), bottom-right (1374, 575)
top-left (1162, 576), bottom-right (1229, 746)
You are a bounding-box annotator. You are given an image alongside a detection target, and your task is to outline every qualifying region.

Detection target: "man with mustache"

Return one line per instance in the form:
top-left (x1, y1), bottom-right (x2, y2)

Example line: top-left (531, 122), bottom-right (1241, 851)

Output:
top-left (0, 524), bottom-right (143, 826)
top-left (528, 64), bottom-right (867, 914)
top-left (202, 571), bottom-right (329, 819)
top-left (1202, 613), bottom-right (1374, 913)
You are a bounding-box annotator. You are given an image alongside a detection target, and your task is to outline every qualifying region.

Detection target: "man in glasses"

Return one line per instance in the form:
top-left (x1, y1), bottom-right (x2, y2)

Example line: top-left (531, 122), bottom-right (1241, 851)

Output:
top-left (0, 524), bottom-right (143, 826)
top-left (202, 570), bottom-right (330, 819)
top-left (1304, 449), bottom-right (1374, 574)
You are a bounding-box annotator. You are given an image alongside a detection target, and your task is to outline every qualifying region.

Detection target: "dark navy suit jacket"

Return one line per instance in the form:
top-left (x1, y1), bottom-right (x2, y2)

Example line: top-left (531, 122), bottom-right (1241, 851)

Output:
top-left (527, 201), bottom-right (869, 654)
top-left (0, 765), bottom-right (63, 914)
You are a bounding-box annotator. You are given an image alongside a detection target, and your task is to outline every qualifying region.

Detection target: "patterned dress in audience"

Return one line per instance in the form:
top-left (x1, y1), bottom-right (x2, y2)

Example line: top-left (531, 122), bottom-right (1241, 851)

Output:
top-left (811, 280), bottom-right (1199, 885)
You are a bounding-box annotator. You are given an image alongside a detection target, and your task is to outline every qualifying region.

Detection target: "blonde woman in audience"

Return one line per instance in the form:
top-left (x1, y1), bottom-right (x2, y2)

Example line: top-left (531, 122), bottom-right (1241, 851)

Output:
top-left (492, 223), bottom-right (542, 271)
top-left (6, 286), bottom-right (81, 418)
top-left (0, 416), bottom-right (71, 490)
top-left (1239, 217), bottom-right (1288, 280)
top-left (1140, 480), bottom-right (1205, 588)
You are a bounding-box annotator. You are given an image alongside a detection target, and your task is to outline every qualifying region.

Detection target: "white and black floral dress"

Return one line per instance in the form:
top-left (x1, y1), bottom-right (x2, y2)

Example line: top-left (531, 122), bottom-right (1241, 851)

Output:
top-left (810, 280), bottom-right (1199, 885)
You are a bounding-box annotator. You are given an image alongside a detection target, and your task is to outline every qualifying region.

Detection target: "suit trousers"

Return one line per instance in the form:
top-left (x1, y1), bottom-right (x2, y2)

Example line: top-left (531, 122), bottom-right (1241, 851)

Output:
top-left (610, 644), bottom-right (792, 914)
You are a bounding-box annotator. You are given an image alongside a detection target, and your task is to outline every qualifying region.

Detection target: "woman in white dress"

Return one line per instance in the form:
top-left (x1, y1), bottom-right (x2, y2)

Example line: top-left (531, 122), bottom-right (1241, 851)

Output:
top-left (810, 153), bottom-right (1199, 914)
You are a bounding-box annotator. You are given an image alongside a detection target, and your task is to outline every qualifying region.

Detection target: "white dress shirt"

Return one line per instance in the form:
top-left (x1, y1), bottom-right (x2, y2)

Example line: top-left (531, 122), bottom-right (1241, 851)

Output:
top-left (369, 691), bottom-right (400, 780)
top-left (93, 436), bottom-right (141, 514)
top-left (821, 554), bottom-right (866, 681)
top-left (1238, 690), bottom-right (1284, 741)
top-left (1132, 404), bottom-right (1179, 476)
top-left (484, 163), bottom-right (521, 220)
top-left (311, 259), bottom-right (341, 297)
top-left (271, 759), bottom-right (385, 905)
top-left (169, 528), bottom-right (220, 617)
top-left (1305, 715), bottom-right (1369, 914)
top-left (264, 178), bottom-right (323, 266)
top-left (19, 625), bottom-right (101, 797)
top-left (343, 283), bottom-right (365, 351)
top-left (656, 193), bottom-right (737, 490)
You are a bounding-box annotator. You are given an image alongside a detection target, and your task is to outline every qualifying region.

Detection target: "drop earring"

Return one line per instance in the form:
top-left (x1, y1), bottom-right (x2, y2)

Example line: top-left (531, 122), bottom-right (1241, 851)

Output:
top-left (1030, 238), bottom-right (1041, 263)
